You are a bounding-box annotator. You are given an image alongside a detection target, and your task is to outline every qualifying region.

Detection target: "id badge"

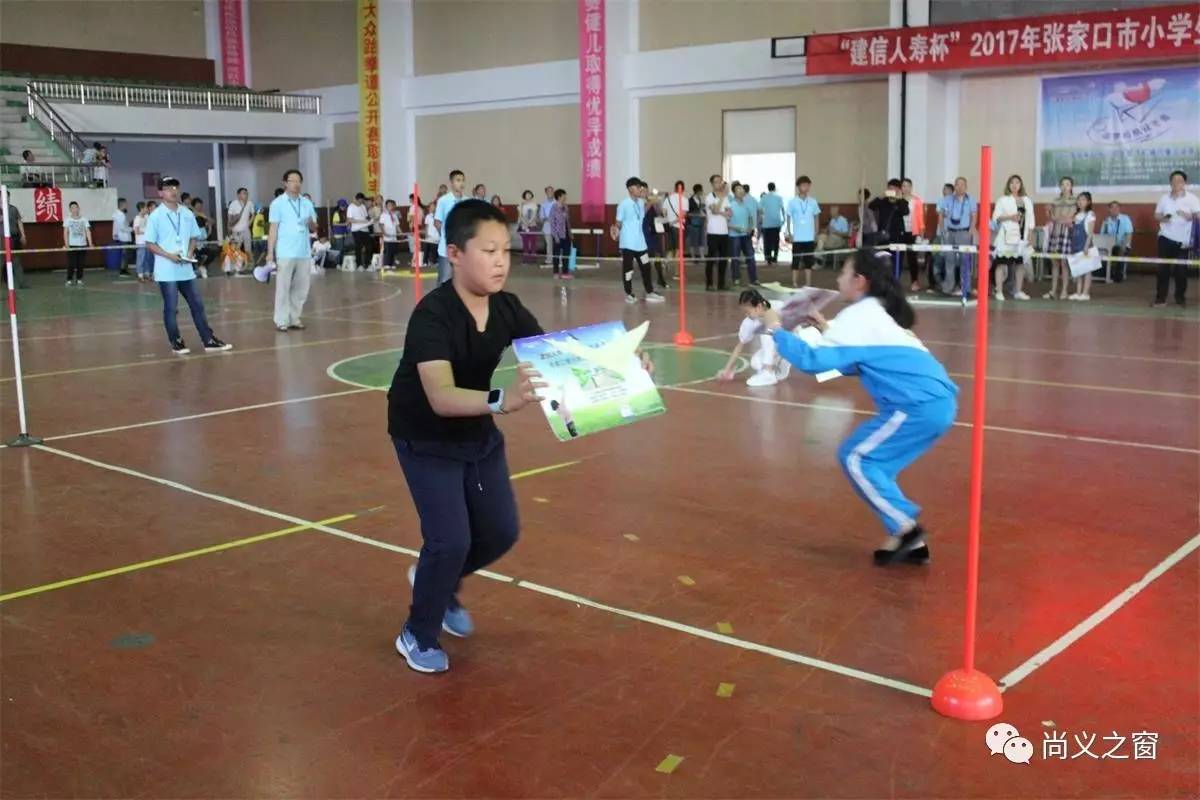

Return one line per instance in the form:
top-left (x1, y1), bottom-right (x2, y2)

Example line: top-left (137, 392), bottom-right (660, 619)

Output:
top-left (639, 253), bottom-right (649, 265)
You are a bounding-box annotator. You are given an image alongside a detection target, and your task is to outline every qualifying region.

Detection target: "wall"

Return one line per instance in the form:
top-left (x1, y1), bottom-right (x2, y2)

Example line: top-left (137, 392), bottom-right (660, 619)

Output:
top-left (930, 0), bottom-right (1167, 24)
top-left (249, 0), bottom-right (357, 91)
top-left (638, 0), bottom-right (890, 51)
top-left (103, 140), bottom-right (214, 207)
top-left (320, 121), bottom-right (361, 204)
top-left (954, 72), bottom-right (1168, 204)
top-left (251, 144), bottom-right (301, 198)
top-left (639, 81), bottom-right (889, 201)
top-left (415, 104), bottom-right (581, 201)
top-left (0, 0), bottom-right (207, 59)
top-left (412, 0), bottom-right (578, 76)
top-left (0, 44), bottom-right (214, 84)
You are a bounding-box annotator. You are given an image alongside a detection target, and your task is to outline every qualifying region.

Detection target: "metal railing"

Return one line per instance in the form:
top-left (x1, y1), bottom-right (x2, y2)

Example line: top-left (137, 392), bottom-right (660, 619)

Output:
top-left (24, 84), bottom-right (89, 165)
top-left (28, 79), bottom-right (321, 115)
top-left (0, 161), bottom-right (95, 188)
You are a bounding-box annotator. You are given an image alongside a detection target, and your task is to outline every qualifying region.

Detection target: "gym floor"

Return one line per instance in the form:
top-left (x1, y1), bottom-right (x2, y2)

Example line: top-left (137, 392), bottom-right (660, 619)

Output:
top-left (2, 262), bottom-right (1196, 798)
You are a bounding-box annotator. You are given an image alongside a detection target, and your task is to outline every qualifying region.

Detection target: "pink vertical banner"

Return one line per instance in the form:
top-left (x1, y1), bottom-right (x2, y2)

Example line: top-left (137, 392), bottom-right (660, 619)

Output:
top-left (579, 0), bottom-right (605, 222)
top-left (218, 0), bottom-right (246, 86)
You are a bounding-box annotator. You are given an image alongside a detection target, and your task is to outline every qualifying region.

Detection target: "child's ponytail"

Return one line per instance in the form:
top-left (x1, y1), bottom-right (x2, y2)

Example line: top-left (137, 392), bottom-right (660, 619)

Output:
top-left (738, 288), bottom-right (770, 309)
top-left (850, 248), bottom-right (915, 329)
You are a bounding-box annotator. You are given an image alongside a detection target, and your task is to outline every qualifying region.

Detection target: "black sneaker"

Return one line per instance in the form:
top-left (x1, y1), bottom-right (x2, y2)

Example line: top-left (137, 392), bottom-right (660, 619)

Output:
top-left (204, 337), bottom-right (233, 352)
top-left (874, 526), bottom-right (929, 566)
top-left (172, 338), bottom-right (190, 356)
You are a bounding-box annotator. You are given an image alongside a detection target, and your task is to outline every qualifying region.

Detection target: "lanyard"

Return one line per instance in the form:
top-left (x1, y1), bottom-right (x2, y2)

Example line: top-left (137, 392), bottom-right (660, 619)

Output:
top-left (165, 209), bottom-right (182, 239)
top-left (794, 197), bottom-right (813, 220)
top-left (288, 196), bottom-right (303, 222)
top-left (950, 195), bottom-right (969, 221)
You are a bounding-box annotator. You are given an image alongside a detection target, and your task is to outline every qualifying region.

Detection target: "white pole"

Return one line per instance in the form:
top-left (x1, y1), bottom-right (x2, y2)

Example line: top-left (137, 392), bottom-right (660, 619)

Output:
top-left (1, 184), bottom-right (40, 446)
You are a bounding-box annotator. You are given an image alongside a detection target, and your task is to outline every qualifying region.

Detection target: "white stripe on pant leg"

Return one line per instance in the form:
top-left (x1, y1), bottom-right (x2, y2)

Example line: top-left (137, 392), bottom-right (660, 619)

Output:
top-left (845, 410), bottom-right (915, 532)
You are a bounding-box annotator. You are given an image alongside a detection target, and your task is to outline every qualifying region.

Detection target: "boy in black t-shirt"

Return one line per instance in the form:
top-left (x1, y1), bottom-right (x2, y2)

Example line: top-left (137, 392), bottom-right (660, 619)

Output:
top-left (387, 199), bottom-right (549, 673)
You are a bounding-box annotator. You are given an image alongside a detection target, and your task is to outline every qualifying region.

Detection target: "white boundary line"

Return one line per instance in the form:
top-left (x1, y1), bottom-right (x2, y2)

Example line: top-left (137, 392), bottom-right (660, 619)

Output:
top-left (998, 532), bottom-right (1200, 691)
top-left (31, 388), bottom-right (376, 444)
top-left (663, 385), bottom-right (1200, 455)
top-left (30, 443), bottom-right (928, 699)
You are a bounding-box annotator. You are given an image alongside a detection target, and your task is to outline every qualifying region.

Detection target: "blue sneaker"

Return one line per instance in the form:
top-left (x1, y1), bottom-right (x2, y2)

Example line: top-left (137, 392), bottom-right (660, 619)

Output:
top-left (395, 626), bottom-right (448, 674)
top-left (408, 564), bottom-right (475, 638)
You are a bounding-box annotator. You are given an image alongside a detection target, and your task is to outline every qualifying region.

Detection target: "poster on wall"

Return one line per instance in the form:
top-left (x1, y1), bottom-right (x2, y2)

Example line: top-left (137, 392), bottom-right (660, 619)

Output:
top-left (1037, 64), bottom-right (1200, 192)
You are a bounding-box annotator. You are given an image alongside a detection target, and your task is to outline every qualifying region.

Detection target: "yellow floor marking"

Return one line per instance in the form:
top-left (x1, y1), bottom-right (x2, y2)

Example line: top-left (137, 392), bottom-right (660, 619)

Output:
top-left (510, 460), bottom-right (581, 480)
top-left (716, 621), bottom-right (734, 634)
top-left (623, 533), bottom-right (640, 542)
top-left (532, 497), bottom-right (550, 504)
top-left (716, 682), bottom-right (735, 698)
top-left (655, 755), bottom-right (684, 774)
top-left (677, 575), bottom-right (695, 586)
top-left (0, 514), bottom-right (356, 603)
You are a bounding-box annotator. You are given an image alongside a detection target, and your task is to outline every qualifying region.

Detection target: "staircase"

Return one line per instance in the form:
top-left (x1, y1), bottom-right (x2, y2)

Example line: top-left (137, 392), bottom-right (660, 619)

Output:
top-left (0, 79), bottom-right (89, 188)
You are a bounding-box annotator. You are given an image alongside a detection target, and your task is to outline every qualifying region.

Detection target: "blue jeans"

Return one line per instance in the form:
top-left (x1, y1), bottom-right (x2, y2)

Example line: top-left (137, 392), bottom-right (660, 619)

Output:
top-left (437, 255), bottom-right (452, 284)
top-left (393, 431), bottom-right (519, 648)
top-left (138, 246), bottom-right (153, 276)
top-left (730, 235), bottom-right (757, 283)
top-left (159, 279), bottom-right (213, 345)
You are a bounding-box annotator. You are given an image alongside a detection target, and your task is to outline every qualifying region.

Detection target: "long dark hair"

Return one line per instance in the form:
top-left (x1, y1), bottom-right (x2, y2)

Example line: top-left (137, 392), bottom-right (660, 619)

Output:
top-left (738, 288), bottom-right (770, 309)
top-left (848, 249), bottom-right (915, 329)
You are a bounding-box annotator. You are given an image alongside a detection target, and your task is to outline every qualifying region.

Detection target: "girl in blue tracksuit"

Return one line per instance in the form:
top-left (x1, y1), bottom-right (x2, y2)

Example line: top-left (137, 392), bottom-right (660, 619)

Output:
top-left (770, 249), bottom-right (958, 565)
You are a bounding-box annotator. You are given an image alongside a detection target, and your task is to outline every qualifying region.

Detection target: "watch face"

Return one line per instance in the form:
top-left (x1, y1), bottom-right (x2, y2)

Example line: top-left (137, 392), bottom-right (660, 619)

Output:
top-left (488, 389), bottom-right (501, 404)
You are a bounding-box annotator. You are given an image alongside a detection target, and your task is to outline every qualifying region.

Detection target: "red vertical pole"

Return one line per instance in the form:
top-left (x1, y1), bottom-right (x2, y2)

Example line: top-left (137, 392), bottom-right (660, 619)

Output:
top-left (673, 187), bottom-right (693, 347)
top-left (931, 145), bottom-right (1001, 721)
top-left (412, 182), bottom-right (422, 301)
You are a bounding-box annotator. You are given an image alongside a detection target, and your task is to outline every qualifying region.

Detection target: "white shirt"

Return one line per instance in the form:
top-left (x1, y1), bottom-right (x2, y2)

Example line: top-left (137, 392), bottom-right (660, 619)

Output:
top-left (991, 194), bottom-right (1035, 255)
top-left (738, 316), bottom-right (765, 344)
top-left (380, 211), bottom-right (401, 242)
top-left (228, 199), bottom-right (251, 232)
top-left (705, 191), bottom-right (730, 235)
top-left (347, 202), bottom-right (370, 232)
top-left (132, 213), bottom-right (148, 245)
top-left (424, 213), bottom-right (440, 243)
top-left (661, 193), bottom-right (687, 225)
top-left (1156, 190), bottom-right (1200, 246)
top-left (111, 209), bottom-right (132, 242)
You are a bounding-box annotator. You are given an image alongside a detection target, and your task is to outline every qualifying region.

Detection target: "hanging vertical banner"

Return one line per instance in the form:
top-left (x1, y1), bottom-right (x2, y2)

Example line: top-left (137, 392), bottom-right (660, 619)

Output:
top-left (579, 0), bottom-right (606, 222)
top-left (358, 0), bottom-right (381, 197)
top-left (217, 0), bottom-right (246, 86)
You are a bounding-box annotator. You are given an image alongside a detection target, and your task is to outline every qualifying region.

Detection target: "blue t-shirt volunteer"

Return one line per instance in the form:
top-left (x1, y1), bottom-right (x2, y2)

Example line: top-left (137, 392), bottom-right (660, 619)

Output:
top-left (786, 196), bottom-right (821, 243)
top-left (268, 193), bottom-right (317, 260)
top-left (616, 197), bottom-right (647, 251)
top-left (729, 197), bottom-right (756, 237)
top-left (435, 192), bottom-right (467, 258)
top-left (759, 192), bottom-right (785, 228)
top-left (144, 203), bottom-right (203, 282)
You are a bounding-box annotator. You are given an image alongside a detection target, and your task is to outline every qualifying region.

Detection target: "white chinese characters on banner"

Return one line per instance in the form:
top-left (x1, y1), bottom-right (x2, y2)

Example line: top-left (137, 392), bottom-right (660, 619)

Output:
top-left (836, 11), bottom-right (1198, 68)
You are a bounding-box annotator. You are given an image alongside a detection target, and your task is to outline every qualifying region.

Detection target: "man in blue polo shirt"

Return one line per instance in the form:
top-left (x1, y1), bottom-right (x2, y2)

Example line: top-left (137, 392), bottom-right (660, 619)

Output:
top-left (613, 176), bottom-right (664, 304)
top-left (936, 176), bottom-right (977, 295)
top-left (144, 176), bottom-right (231, 355)
top-left (1100, 200), bottom-right (1133, 283)
top-left (434, 169), bottom-right (467, 284)
top-left (759, 182), bottom-right (785, 265)
top-left (268, 169), bottom-right (318, 331)
top-left (785, 175), bottom-right (820, 287)
top-left (728, 182), bottom-right (758, 286)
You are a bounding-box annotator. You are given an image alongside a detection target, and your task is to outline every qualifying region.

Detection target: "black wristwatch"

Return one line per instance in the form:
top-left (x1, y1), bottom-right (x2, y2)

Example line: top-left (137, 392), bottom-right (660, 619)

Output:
top-left (488, 388), bottom-right (506, 415)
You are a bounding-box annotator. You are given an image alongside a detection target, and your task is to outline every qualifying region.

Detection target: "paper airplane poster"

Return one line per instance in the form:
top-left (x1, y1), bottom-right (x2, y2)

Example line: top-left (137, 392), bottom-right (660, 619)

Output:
top-left (512, 320), bottom-right (665, 441)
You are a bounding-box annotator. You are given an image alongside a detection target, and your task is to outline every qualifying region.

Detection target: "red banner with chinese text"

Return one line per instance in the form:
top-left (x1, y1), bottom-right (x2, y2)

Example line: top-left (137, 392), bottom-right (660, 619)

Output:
top-left (218, 0), bottom-right (246, 86)
top-left (358, 0), bottom-right (381, 197)
top-left (805, 4), bottom-right (1200, 76)
top-left (578, 0), bottom-right (605, 223)
top-left (33, 188), bottom-right (63, 223)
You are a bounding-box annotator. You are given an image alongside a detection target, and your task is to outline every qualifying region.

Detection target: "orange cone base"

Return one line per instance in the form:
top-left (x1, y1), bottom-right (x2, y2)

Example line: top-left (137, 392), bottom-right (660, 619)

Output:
top-left (673, 330), bottom-right (695, 346)
top-left (931, 668), bottom-right (1003, 721)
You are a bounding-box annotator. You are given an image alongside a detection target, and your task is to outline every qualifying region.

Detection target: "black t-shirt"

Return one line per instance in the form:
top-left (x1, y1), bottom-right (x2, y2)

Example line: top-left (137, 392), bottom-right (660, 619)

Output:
top-left (387, 282), bottom-right (544, 443)
top-left (868, 197), bottom-right (910, 242)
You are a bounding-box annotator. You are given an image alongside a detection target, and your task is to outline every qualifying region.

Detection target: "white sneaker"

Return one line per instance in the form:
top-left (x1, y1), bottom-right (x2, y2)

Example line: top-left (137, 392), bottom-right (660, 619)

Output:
top-left (1013, 291), bottom-right (1031, 300)
top-left (775, 360), bottom-right (792, 380)
top-left (1068, 293), bottom-right (1081, 300)
top-left (645, 293), bottom-right (666, 303)
top-left (1077, 293), bottom-right (1090, 301)
top-left (746, 370), bottom-right (780, 387)
top-left (625, 294), bottom-right (637, 304)
top-left (993, 290), bottom-right (1005, 301)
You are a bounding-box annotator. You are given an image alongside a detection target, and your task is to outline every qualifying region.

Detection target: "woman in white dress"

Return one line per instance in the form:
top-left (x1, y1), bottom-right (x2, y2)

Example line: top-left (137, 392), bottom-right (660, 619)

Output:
top-left (1068, 192), bottom-right (1097, 301)
top-left (991, 174), bottom-right (1035, 301)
